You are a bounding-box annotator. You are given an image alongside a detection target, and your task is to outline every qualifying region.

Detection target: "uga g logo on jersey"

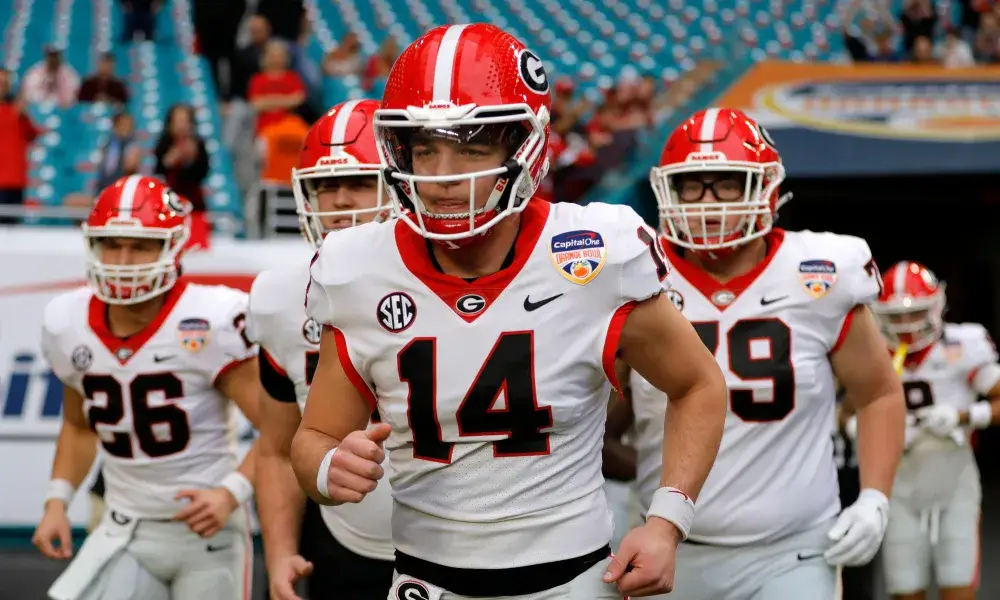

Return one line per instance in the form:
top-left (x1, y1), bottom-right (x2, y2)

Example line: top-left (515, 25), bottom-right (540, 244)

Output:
top-left (550, 230), bottom-right (607, 285)
top-left (798, 260), bottom-right (838, 299)
top-left (455, 293), bottom-right (487, 316)
top-left (378, 292), bottom-right (417, 333)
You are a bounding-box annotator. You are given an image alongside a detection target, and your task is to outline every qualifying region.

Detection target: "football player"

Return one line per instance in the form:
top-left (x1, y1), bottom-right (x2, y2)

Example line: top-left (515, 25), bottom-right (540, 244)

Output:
top-left (868, 261), bottom-right (1000, 600)
top-left (32, 175), bottom-right (261, 600)
top-left (607, 107), bottom-right (907, 600)
top-left (249, 99), bottom-right (394, 600)
top-left (290, 23), bottom-right (729, 600)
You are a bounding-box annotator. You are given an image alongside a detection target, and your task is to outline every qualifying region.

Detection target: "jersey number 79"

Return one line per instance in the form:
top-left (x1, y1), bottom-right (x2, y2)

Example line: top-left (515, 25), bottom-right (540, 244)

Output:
top-left (398, 332), bottom-right (553, 464)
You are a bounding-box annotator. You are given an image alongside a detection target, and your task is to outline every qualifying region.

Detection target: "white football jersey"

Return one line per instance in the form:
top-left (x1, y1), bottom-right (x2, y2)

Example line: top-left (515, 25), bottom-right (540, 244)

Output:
top-left (900, 322), bottom-right (1000, 445)
top-left (246, 262), bottom-right (394, 562)
top-left (41, 281), bottom-right (256, 519)
top-left (632, 229), bottom-right (881, 545)
top-left (306, 200), bottom-right (668, 569)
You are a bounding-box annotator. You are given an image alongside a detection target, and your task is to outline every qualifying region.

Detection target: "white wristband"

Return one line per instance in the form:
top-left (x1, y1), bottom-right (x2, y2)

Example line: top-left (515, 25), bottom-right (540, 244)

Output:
top-left (969, 401), bottom-right (993, 430)
top-left (219, 472), bottom-right (254, 505)
top-left (646, 486), bottom-right (695, 540)
top-left (45, 479), bottom-right (76, 506)
top-left (316, 447), bottom-right (337, 500)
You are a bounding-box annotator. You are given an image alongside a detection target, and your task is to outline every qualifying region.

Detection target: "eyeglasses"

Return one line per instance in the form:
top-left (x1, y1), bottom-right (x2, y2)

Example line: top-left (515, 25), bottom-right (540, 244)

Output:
top-left (675, 177), bottom-right (745, 202)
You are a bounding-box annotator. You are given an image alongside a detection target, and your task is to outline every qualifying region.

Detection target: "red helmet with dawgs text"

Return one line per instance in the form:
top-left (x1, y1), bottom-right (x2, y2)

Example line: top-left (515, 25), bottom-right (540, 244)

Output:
top-left (650, 107), bottom-right (785, 257)
top-left (293, 99), bottom-right (386, 249)
top-left (872, 261), bottom-right (945, 352)
top-left (374, 23), bottom-right (551, 245)
top-left (84, 175), bottom-right (192, 305)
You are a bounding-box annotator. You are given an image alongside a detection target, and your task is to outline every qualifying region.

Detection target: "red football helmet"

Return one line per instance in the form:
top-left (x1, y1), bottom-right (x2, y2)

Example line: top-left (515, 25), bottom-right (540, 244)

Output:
top-left (83, 175), bottom-right (192, 305)
top-left (650, 107), bottom-right (785, 256)
top-left (293, 99), bottom-right (386, 249)
top-left (872, 261), bottom-right (945, 352)
top-left (374, 23), bottom-right (551, 244)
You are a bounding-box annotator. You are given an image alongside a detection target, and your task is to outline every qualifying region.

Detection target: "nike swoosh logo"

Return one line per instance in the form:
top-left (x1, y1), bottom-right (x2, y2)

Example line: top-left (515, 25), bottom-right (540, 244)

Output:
top-left (797, 551), bottom-right (823, 561)
top-left (153, 355), bottom-right (175, 363)
top-left (206, 544), bottom-right (232, 553)
top-left (760, 295), bottom-right (789, 307)
top-left (523, 293), bottom-right (563, 312)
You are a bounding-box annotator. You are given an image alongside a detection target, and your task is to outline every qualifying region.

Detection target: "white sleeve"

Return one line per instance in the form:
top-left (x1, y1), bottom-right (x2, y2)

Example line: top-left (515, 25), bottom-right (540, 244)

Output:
top-left (617, 206), bottom-right (670, 306)
top-left (841, 237), bottom-right (882, 308)
top-left (245, 272), bottom-right (278, 351)
top-left (305, 247), bottom-right (336, 326)
top-left (204, 289), bottom-right (257, 384)
top-left (40, 316), bottom-right (78, 390)
top-left (961, 324), bottom-right (1000, 395)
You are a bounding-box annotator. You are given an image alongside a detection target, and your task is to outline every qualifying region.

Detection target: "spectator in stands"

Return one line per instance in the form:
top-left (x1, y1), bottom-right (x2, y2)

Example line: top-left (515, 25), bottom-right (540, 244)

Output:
top-left (192, 0), bottom-right (246, 101)
top-left (362, 37), bottom-right (400, 92)
top-left (0, 69), bottom-right (40, 225)
top-left (96, 111), bottom-right (142, 190)
top-left (231, 15), bottom-right (272, 101)
top-left (78, 52), bottom-right (130, 105)
top-left (155, 104), bottom-right (209, 213)
top-left (899, 0), bottom-right (939, 54)
top-left (291, 12), bottom-right (322, 121)
top-left (257, 112), bottom-right (309, 186)
top-left (974, 12), bottom-right (1000, 61)
top-left (323, 32), bottom-right (363, 77)
top-left (248, 41), bottom-right (306, 135)
top-left (21, 46), bottom-right (80, 107)
top-left (911, 35), bottom-right (938, 63)
top-left (256, 0), bottom-right (304, 44)
top-left (120, 0), bottom-right (160, 43)
top-left (943, 26), bottom-right (977, 66)
top-left (551, 77), bottom-right (590, 137)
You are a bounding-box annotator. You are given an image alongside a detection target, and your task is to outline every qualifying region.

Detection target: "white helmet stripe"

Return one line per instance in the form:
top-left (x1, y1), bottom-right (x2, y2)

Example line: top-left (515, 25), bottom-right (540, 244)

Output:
top-left (893, 261), bottom-right (909, 300)
top-left (117, 174), bottom-right (143, 219)
top-left (698, 107), bottom-right (720, 153)
top-left (432, 24), bottom-right (469, 103)
top-left (330, 99), bottom-right (362, 156)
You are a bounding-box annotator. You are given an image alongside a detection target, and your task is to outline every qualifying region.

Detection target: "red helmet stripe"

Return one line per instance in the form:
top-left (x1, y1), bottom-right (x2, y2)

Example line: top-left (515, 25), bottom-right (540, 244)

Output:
top-left (892, 261), bottom-right (910, 298)
top-left (330, 98), bottom-right (361, 155)
top-left (698, 107), bottom-right (721, 153)
top-left (432, 24), bottom-right (468, 103)
top-left (117, 174), bottom-right (143, 219)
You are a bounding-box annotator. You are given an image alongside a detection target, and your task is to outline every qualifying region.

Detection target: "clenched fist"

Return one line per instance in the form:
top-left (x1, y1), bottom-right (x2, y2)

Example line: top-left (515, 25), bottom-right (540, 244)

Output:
top-left (323, 423), bottom-right (390, 504)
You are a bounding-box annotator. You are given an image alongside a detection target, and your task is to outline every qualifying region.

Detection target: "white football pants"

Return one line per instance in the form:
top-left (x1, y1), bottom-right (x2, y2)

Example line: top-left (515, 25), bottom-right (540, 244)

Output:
top-left (653, 518), bottom-right (839, 600)
top-left (386, 557), bottom-right (621, 600)
top-left (52, 507), bottom-right (251, 600)
top-left (882, 439), bottom-right (981, 593)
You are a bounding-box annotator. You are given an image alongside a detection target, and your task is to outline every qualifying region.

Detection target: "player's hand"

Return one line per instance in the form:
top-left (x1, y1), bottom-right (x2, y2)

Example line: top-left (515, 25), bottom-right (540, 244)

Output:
top-left (603, 517), bottom-right (681, 596)
top-left (324, 423), bottom-right (390, 504)
top-left (915, 405), bottom-right (961, 438)
top-left (824, 488), bottom-right (889, 566)
top-left (268, 554), bottom-right (313, 600)
top-left (33, 500), bottom-right (74, 559)
top-left (172, 487), bottom-right (239, 538)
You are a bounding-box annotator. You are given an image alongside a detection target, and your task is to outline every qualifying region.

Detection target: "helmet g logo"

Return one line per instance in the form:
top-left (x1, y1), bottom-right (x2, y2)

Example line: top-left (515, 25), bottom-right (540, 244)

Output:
top-left (518, 49), bottom-right (549, 95)
top-left (757, 123), bottom-right (777, 151)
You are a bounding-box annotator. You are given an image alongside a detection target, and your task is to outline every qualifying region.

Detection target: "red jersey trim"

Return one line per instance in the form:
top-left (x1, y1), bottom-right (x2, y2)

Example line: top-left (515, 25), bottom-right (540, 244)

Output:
top-left (330, 326), bottom-right (378, 410)
top-left (88, 279), bottom-right (189, 365)
top-left (662, 229), bottom-right (786, 310)
top-left (260, 346), bottom-right (288, 377)
top-left (213, 356), bottom-right (255, 387)
top-left (603, 301), bottom-right (638, 392)
top-left (393, 200), bottom-right (551, 323)
top-left (831, 304), bottom-right (859, 355)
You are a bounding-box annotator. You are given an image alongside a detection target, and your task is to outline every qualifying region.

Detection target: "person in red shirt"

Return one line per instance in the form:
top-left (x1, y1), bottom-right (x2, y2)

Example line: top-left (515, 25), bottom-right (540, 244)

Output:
top-left (248, 41), bottom-right (306, 134)
top-left (0, 68), bottom-right (41, 224)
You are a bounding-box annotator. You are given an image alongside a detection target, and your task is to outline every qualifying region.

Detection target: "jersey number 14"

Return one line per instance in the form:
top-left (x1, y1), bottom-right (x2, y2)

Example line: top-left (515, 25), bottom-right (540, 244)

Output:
top-left (398, 332), bottom-right (553, 464)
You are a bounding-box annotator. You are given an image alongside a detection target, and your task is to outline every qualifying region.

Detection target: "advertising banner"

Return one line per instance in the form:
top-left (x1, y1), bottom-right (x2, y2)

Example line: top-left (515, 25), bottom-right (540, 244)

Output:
top-left (0, 227), bottom-right (313, 528)
top-left (716, 62), bottom-right (1000, 176)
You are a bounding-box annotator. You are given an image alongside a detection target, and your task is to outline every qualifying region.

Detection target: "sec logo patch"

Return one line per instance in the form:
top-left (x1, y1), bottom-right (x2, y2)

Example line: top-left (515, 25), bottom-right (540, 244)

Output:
top-left (378, 292), bottom-right (416, 333)
top-left (549, 230), bottom-right (607, 285)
